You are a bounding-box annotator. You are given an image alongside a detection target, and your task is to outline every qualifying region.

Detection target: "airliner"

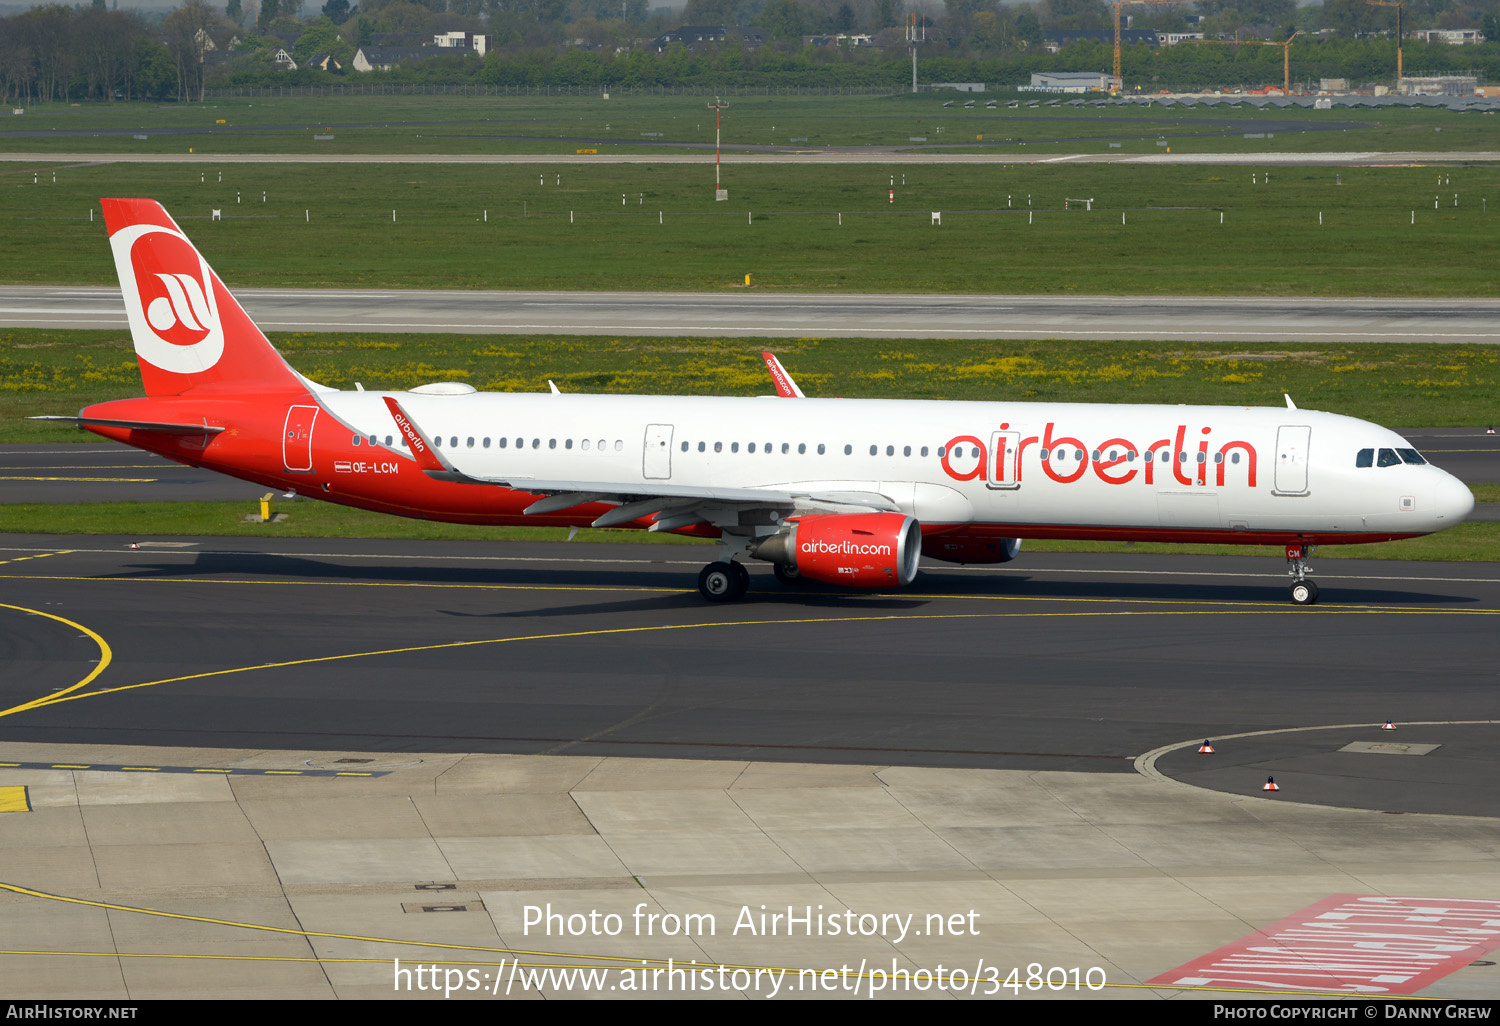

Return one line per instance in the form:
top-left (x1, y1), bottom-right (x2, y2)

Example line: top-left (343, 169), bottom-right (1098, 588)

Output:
top-left (42, 199), bottom-right (1475, 605)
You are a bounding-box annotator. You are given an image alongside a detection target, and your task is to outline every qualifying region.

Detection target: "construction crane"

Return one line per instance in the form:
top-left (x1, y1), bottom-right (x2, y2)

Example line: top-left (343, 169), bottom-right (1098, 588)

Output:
top-left (1366, 0), bottom-right (1405, 81)
top-left (1187, 31), bottom-right (1300, 94)
top-left (1111, 0), bottom-right (1195, 92)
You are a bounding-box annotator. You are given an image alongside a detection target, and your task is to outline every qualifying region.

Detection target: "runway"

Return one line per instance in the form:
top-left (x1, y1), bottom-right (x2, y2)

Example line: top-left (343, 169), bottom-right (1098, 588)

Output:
top-left (5, 285), bottom-right (1500, 343)
top-left (6, 149), bottom-right (1500, 165)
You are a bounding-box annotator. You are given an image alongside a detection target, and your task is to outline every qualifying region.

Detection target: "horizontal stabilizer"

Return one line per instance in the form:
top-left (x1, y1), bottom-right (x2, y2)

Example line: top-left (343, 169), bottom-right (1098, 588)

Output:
top-left (30, 415), bottom-right (225, 436)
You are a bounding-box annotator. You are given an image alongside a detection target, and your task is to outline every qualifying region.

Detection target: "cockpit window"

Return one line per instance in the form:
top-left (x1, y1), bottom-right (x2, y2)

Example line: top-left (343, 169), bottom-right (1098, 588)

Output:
top-left (1377, 448), bottom-right (1402, 467)
top-left (1355, 448), bottom-right (1373, 468)
top-left (1397, 448), bottom-right (1427, 466)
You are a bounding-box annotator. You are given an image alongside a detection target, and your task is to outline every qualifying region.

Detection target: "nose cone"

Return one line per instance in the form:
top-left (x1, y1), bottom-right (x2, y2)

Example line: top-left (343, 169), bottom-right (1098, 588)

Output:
top-left (1434, 472), bottom-right (1476, 524)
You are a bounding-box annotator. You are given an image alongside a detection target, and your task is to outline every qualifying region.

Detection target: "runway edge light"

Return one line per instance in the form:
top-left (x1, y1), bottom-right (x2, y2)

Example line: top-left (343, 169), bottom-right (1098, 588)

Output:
top-left (1383, 720), bottom-right (1397, 731)
top-left (1263, 777), bottom-right (1280, 792)
top-left (1198, 741), bottom-right (1215, 753)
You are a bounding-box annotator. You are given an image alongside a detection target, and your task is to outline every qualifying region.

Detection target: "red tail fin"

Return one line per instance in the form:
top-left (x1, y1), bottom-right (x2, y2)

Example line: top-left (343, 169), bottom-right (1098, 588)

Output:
top-left (101, 199), bottom-right (306, 398)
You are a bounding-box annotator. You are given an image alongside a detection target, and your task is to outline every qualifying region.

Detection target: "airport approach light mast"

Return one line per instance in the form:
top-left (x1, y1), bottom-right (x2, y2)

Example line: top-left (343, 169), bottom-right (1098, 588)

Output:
top-left (710, 97), bottom-right (728, 201)
top-left (907, 13), bottom-right (925, 93)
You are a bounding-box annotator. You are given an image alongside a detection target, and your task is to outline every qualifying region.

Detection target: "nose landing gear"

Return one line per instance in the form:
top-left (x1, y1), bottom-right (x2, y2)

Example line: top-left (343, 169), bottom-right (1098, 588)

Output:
top-left (1286, 543), bottom-right (1318, 605)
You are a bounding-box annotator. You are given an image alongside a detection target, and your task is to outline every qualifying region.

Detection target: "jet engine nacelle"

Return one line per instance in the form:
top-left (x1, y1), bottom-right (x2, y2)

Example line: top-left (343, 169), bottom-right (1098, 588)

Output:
top-left (921, 534), bottom-right (1023, 565)
top-left (752, 512), bottom-right (922, 588)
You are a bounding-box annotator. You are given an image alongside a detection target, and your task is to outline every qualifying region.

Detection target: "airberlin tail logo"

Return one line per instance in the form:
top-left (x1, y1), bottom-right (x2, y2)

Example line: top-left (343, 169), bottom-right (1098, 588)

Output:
top-left (111, 222), bottom-right (225, 375)
top-left (147, 272), bottom-right (213, 336)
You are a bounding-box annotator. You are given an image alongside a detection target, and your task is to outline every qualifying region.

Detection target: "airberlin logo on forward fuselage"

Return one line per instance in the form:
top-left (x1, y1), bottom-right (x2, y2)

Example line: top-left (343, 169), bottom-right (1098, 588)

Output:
top-left (111, 222), bottom-right (225, 375)
top-left (941, 423), bottom-right (1259, 488)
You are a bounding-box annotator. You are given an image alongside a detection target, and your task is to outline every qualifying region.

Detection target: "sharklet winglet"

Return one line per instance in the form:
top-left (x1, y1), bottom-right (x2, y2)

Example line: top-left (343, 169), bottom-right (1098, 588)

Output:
top-left (383, 396), bottom-right (453, 474)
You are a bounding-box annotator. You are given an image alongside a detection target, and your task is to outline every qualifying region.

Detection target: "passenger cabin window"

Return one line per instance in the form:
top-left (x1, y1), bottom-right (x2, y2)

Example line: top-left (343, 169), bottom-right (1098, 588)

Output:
top-left (1356, 448), bottom-right (1374, 468)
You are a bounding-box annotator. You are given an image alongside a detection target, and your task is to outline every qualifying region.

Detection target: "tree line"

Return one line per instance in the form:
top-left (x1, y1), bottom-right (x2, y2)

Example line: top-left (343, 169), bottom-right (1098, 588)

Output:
top-left (4, 0), bottom-right (1500, 103)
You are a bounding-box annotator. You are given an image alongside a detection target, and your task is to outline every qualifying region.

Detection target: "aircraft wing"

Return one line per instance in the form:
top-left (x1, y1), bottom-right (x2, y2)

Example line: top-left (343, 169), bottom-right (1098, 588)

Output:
top-left (384, 396), bottom-right (893, 532)
top-left (461, 477), bottom-right (895, 531)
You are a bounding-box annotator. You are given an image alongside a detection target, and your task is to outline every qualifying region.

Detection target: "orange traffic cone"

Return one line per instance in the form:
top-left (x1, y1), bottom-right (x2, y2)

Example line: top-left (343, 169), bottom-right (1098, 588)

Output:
top-left (1262, 777), bottom-right (1280, 792)
top-left (1199, 741), bottom-right (1215, 753)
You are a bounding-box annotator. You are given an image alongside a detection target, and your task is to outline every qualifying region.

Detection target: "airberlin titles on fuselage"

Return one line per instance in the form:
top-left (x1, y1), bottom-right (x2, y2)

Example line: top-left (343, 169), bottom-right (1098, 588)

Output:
top-left (941, 422), bottom-right (1256, 488)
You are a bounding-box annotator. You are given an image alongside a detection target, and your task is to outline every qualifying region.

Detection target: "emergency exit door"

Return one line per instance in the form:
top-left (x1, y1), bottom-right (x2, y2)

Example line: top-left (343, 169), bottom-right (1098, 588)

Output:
top-left (644, 424), bottom-right (674, 480)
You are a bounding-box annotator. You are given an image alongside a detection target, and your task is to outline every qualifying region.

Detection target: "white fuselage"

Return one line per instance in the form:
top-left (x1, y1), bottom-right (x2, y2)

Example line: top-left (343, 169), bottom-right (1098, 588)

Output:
top-left (315, 391), bottom-right (1474, 543)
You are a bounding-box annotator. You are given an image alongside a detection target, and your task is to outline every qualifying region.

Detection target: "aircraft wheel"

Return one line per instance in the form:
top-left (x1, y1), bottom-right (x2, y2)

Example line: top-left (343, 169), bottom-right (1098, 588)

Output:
top-left (731, 560), bottom-right (750, 598)
top-left (772, 563), bottom-right (805, 587)
top-left (1290, 580), bottom-right (1319, 606)
top-left (699, 562), bottom-right (743, 602)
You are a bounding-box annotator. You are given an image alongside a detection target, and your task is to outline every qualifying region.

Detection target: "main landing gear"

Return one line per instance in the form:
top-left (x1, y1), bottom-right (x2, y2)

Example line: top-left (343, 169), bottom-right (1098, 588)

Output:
top-left (1286, 543), bottom-right (1318, 605)
top-left (698, 560), bottom-right (749, 602)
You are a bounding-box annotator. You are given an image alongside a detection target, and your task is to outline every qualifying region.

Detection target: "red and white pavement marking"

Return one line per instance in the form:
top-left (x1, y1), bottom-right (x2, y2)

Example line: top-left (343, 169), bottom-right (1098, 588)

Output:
top-left (1148, 895), bottom-right (1500, 995)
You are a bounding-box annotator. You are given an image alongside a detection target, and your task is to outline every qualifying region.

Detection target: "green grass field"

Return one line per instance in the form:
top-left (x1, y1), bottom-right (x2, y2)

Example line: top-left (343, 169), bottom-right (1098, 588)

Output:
top-left (2, 161), bottom-right (1497, 295)
top-left (4, 93), bottom-right (1499, 155)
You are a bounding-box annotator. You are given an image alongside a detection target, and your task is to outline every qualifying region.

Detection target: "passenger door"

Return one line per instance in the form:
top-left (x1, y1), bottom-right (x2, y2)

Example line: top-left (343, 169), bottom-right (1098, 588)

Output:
top-left (282, 405), bottom-right (319, 474)
top-left (1274, 425), bottom-right (1311, 496)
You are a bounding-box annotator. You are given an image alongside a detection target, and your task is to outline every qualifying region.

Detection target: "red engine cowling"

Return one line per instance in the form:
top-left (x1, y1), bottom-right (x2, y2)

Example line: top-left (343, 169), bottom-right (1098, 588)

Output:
top-left (752, 512), bottom-right (921, 588)
top-left (921, 534), bottom-right (1022, 565)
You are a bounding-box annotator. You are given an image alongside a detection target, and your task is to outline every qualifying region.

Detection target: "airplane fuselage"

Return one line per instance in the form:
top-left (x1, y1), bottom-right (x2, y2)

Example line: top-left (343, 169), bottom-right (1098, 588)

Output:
top-left (85, 390), bottom-right (1473, 549)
